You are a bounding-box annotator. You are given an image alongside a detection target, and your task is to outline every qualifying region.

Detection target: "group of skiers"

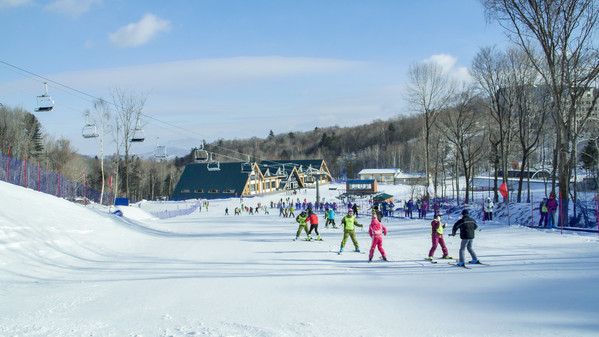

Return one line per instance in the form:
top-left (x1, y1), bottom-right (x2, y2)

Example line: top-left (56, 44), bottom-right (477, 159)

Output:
top-left (426, 209), bottom-right (481, 266)
top-left (538, 194), bottom-right (558, 228)
top-left (293, 205), bottom-right (481, 266)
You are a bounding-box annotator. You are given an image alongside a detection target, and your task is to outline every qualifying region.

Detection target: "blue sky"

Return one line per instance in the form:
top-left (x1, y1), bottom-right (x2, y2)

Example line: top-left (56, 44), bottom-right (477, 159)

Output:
top-left (0, 0), bottom-right (507, 156)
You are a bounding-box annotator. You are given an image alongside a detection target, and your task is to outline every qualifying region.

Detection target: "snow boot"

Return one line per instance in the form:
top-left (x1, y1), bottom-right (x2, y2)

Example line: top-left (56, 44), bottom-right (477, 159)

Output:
top-left (442, 255), bottom-right (453, 259)
top-left (355, 248), bottom-right (360, 252)
top-left (339, 247), bottom-right (344, 252)
top-left (382, 256), bottom-right (387, 261)
top-left (457, 261), bottom-right (465, 266)
top-left (469, 260), bottom-right (479, 264)
top-left (426, 256), bottom-right (433, 261)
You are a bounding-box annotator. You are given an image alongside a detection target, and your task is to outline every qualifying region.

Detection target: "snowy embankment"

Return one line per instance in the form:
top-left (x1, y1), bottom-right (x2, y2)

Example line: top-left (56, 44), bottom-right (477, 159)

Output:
top-left (0, 180), bottom-right (598, 336)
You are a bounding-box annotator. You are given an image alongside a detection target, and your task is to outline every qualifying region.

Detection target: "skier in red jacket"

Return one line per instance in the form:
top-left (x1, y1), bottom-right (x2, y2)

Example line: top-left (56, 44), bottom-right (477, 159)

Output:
top-left (368, 211), bottom-right (388, 262)
top-left (306, 209), bottom-right (322, 241)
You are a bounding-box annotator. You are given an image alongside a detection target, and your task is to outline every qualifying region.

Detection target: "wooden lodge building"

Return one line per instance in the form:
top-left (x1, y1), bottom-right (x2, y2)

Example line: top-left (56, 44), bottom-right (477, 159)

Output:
top-left (170, 159), bottom-right (332, 200)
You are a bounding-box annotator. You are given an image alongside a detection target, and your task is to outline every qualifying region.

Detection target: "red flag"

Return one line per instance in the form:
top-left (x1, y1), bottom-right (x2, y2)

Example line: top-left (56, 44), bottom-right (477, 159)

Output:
top-left (499, 183), bottom-right (508, 198)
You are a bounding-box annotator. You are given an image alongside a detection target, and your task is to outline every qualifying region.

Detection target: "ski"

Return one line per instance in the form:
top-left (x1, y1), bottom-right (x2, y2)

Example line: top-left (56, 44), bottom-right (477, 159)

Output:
top-left (448, 262), bottom-right (471, 269)
top-left (468, 261), bottom-right (489, 266)
top-left (337, 250), bottom-right (364, 255)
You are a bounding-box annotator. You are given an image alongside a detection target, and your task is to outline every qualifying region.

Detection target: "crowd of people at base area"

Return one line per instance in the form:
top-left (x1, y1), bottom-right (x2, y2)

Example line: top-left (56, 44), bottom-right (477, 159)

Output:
top-left (225, 203), bottom-right (270, 216)
top-left (273, 197), bottom-right (342, 218)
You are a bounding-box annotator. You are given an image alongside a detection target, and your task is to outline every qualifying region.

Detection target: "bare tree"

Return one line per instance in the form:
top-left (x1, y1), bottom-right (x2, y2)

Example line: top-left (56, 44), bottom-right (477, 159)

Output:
top-left (405, 61), bottom-right (456, 198)
top-left (481, 0), bottom-right (599, 225)
top-left (471, 46), bottom-right (518, 203)
top-left (111, 88), bottom-right (147, 200)
top-left (436, 86), bottom-right (486, 204)
top-left (503, 47), bottom-right (550, 202)
top-left (89, 99), bottom-right (112, 204)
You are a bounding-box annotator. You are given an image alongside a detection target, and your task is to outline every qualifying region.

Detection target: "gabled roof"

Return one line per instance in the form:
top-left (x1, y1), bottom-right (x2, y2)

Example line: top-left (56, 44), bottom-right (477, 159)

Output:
top-left (171, 162), bottom-right (250, 199)
top-left (265, 159), bottom-right (331, 180)
top-left (266, 159), bottom-right (325, 171)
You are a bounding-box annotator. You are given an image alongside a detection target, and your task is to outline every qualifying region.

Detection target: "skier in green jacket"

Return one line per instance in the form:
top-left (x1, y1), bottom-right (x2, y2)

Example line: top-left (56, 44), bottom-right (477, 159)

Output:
top-left (339, 209), bottom-right (363, 252)
top-left (294, 211), bottom-right (309, 241)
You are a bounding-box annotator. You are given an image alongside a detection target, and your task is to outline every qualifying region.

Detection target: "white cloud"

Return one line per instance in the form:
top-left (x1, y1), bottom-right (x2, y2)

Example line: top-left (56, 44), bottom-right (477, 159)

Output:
top-left (422, 53), bottom-right (472, 84)
top-left (0, 0), bottom-right (31, 9)
top-left (45, 0), bottom-right (101, 18)
top-left (109, 13), bottom-right (172, 48)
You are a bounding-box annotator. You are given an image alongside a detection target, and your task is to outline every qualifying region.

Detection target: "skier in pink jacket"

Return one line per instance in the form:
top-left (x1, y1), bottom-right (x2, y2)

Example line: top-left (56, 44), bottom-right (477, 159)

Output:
top-left (368, 211), bottom-right (388, 262)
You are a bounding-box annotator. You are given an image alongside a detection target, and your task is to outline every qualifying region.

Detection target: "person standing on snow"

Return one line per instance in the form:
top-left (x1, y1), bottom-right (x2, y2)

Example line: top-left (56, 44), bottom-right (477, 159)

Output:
top-left (306, 209), bottom-right (322, 241)
top-left (538, 198), bottom-right (549, 228)
top-left (372, 205), bottom-right (383, 222)
top-left (483, 197), bottom-right (494, 221)
top-left (294, 211), bottom-right (310, 241)
top-left (327, 208), bottom-right (337, 228)
top-left (339, 209), bottom-right (363, 252)
top-left (450, 209), bottom-right (480, 266)
top-left (546, 193), bottom-right (558, 228)
top-left (368, 211), bottom-right (388, 262)
top-left (427, 212), bottom-right (451, 261)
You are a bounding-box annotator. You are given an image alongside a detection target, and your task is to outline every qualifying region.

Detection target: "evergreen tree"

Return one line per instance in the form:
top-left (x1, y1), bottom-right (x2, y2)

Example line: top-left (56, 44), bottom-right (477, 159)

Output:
top-left (580, 140), bottom-right (598, 172)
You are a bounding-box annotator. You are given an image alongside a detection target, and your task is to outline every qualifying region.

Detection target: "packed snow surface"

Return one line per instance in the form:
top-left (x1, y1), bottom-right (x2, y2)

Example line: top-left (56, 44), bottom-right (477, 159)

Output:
top-left (1, 180), bottom-right (598, 336)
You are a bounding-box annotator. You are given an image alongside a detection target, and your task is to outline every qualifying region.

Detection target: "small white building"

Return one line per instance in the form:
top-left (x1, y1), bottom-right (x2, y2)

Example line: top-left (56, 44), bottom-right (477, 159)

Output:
top-left (358, 168), bottom-right (402, 185)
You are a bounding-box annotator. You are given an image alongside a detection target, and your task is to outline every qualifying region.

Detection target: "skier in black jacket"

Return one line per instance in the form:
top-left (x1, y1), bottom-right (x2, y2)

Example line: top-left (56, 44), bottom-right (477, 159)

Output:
top-left (451, 209), bottom-right (479, 266)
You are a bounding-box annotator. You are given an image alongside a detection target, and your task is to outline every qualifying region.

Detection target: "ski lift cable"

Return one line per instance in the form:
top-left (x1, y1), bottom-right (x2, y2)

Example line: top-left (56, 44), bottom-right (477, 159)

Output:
top-left (0, 60), bottom-right (265, 163)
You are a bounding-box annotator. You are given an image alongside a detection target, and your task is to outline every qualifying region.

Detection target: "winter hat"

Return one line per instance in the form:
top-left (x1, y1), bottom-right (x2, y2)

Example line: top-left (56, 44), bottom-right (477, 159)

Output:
top-left (462, 209), bottom-right (469, 216)
top-left (348, 209), bottom-right (354, 214)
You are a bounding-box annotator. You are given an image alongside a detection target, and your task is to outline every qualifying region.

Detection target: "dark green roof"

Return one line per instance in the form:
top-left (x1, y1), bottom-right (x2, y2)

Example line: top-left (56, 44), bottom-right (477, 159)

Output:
top-left (373, 193), bottom-right (393, 201)
top-left (171, 162), bottom-right (250, 199)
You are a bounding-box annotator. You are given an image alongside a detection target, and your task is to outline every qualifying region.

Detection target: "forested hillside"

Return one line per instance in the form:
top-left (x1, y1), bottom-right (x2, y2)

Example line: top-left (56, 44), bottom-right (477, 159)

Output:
top-left (175, 114), bottom-right (424, 179)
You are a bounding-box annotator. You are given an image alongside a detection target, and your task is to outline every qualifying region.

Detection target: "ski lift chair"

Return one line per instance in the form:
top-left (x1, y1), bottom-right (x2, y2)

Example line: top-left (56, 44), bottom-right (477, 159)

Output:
top-left (154, 138), bottom-right (167, 159)
top-left (35, 82), bottom-right (54, 112)
top-left (207, 153), bottom-right (220, 171)
top-left (241, 162), bottom-right (253, 173)
top-left (207, 160), bottom-right (220, 171)
top-left (241, 156), bottom-right (252, 173)
top-left (82, 123), bottom-right (99, 139)
top-left (154, 145), bottom-right (167, 158)
top-left (130, 128), bottom-right (145, 142)
top-left (194, 148), bottom-right (209, 162)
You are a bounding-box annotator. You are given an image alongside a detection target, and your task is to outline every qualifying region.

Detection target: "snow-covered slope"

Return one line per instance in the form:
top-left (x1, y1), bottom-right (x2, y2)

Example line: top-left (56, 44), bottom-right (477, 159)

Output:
top-left (1, 180), bottom-right (598, 336)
